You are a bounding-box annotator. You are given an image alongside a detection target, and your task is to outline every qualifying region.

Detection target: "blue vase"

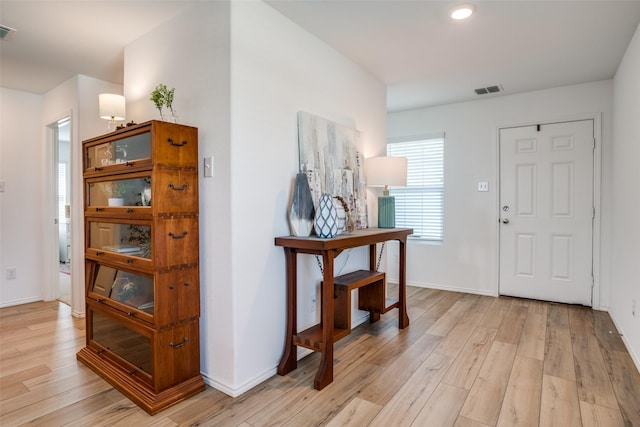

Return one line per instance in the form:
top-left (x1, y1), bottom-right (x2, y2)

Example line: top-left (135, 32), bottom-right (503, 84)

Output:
top-left (289, 173), bottom-right (315, 236)
top-left (314, 193), bottom-right (339, 238)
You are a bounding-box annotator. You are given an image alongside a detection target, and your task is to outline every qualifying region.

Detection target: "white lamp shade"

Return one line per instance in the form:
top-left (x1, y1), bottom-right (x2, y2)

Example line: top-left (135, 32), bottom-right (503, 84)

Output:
top-left (366, 156), bottom-right (407, 187)
top-left (99, 94), bottom-right (126, 121)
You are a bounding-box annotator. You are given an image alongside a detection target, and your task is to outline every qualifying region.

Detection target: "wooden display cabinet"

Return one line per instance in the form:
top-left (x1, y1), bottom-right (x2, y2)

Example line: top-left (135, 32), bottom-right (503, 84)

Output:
top-left (76, 121), bottom-right (204, 414)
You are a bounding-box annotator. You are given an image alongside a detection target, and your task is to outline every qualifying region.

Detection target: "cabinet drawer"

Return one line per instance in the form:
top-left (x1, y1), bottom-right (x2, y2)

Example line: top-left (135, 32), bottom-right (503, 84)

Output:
top-left (153, 168), bottom-right (198, 214)
top-left (154, 320), bottom-right (201, 391)
top-left (155, 267), bottom-right (200, 327)
top-left (151, 121), bottom-right (198, 168)
top-left (154, 218), bottom-right (199, 267)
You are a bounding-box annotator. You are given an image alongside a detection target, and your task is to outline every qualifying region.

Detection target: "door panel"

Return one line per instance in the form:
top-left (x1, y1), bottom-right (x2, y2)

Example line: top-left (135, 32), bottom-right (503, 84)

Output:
top-left (499, 120), bottom-right (593, 305)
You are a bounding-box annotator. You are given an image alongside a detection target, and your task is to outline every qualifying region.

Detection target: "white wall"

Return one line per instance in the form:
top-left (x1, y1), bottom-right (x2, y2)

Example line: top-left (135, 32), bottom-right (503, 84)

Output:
top-left (124, 0), bottom-right (234, 392)
top-left (1, 75), bottom-right (121, 312)
top-left (229, 1), bottom-right (386, 395)
top-left (388, 81), bottom-right (613, 308)
top-left (0, 88), bottom-right (44, 306)
top-left (610, 22), bottom-right (640, 368)
top-left (124, 0), bottom-right (386, 396)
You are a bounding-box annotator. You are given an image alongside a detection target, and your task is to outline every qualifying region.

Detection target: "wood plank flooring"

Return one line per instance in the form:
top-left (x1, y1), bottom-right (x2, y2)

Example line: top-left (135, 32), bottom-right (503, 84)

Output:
top-left (1, 287), bottom-right (639, 426)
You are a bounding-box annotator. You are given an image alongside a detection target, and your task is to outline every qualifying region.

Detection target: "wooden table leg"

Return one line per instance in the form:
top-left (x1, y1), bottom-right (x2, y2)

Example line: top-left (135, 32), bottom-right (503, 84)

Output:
top-left (314, 251), bottom-right (335, 390)
top-left (368, 243), bottom-right (381, 322)
top-left (398, 238), bottom-right (410, 329)
top-left (278, 248), bottom-right (297, 375)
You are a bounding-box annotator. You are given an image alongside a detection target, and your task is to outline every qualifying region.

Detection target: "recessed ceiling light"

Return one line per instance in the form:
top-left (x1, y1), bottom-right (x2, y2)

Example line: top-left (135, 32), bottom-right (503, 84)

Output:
top-left (450, 4), bottom-right (475, 20)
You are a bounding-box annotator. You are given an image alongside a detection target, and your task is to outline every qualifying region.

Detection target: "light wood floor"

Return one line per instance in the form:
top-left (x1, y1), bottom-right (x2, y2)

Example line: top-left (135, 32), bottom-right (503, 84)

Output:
top-left (2, 287), bottom-right (639, 426)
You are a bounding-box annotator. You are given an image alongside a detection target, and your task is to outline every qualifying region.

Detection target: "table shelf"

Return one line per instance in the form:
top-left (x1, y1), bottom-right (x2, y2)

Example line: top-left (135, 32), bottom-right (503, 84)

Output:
top-left (293, 324), bottom-right (350, 351)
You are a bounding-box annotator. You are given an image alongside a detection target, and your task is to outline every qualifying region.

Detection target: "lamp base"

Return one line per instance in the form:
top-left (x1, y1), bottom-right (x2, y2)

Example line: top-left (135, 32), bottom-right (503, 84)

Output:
top-left (378, 195), bottom-right (395, 228)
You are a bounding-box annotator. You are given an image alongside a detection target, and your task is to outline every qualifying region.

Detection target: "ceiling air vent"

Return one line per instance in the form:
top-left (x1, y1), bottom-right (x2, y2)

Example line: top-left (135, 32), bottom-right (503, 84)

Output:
top-left (474, 84), bottom-right (503, 95)
top-left (0, 25), bottom-right (17, 41)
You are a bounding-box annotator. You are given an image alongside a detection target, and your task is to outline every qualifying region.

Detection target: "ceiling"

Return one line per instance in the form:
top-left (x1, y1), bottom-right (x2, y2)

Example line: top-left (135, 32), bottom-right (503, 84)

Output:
top-left (2, 1), bottom-right (640, 112)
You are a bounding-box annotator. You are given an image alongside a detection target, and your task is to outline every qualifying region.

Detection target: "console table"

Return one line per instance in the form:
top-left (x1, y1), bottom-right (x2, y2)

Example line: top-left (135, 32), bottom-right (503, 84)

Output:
top-left (275, 227), bottom-right (413, 390)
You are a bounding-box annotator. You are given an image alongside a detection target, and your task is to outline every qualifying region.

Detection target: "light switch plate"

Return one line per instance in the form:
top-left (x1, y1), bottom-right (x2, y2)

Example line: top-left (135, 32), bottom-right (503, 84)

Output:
top-left (203, 156), bottom-right (214, 178)
top-left (478, 181), bottom-right (489, 192)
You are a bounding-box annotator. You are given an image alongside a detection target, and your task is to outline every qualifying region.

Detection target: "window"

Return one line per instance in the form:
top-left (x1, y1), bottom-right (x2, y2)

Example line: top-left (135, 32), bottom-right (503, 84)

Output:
top-left (387, 135), bottom-right (444, 241)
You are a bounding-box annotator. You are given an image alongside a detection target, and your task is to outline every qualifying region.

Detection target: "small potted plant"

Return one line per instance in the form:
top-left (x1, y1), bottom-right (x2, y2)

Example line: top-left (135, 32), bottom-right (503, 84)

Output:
top-left (150, 84), bottom-right (177, 122)
top-left (102, 182), bottom-right (127, 206)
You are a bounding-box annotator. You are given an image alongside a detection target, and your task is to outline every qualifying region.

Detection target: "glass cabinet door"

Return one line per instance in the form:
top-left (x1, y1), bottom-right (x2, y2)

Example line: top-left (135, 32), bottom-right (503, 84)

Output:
top-left (87, 176), bottom-right (152, 208)
top-left (91, 310), bottom-right (153, 375)
top-left (88, 221), bottom-right (152, 259)
top-left (91, 264), bottom-right (154, 313)
top-left (85, 131), bottom-right (151, 170)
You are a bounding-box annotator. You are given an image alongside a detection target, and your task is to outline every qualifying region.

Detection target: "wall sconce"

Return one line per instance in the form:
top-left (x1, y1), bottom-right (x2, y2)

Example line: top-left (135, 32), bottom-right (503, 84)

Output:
top-left (99, 93), bottom-right (125, 131)
top-left (366, 156), bottom-right (407, 228)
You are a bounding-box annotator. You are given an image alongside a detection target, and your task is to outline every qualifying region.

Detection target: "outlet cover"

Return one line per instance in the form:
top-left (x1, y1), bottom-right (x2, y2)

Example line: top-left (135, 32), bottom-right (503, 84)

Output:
top-left (478, 181), bottom-right (489, 192)
top-left (6, 268), bottom-right (16, 280)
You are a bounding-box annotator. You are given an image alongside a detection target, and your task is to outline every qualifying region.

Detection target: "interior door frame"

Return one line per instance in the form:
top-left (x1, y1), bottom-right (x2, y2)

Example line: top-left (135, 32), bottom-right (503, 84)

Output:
top-left (496, 113), bottom-right (602, 308)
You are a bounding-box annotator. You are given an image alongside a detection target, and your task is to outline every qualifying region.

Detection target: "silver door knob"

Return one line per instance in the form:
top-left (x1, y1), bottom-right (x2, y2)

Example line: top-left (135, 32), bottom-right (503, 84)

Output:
top-left (502, 218), bottom-right (510, 224)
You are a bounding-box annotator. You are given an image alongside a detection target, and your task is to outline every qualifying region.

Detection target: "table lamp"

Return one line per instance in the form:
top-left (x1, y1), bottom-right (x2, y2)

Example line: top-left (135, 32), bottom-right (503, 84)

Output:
top-left (366, 156), bottom-right (407, 228)
top-left (99, 93), bottom-right (126, 131)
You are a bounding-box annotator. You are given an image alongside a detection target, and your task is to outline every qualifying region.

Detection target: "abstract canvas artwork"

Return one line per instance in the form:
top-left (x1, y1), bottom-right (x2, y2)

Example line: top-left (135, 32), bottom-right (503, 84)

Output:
top-left (297, 111), bottom-right (368, 229)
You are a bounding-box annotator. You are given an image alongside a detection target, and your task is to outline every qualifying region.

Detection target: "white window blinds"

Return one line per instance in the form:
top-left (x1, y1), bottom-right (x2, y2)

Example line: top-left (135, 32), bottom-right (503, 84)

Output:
top-left (387, 136), bottom-right (444, 241)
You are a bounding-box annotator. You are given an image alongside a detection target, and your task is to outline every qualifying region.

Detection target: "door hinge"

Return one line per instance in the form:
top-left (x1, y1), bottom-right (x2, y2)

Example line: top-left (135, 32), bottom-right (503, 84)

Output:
top-left (593, 207), bottom-right (596, 219)
top-left (593, 138), bottom-right (596, 150)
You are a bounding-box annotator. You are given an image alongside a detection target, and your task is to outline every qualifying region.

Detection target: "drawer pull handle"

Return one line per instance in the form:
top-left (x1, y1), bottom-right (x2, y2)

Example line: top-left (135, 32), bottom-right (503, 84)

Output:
top-left (95, 207), bottom-right (103, 212)
top-left (126, 258), bottom-right (134, 264)
top-left (97, 349), bottom-right (104, 354)
top-left (127, 311), bottom-right (134, 316)
top-left (126, 208), bottom-right (133, 213)
top-left (169, 231), bottom-right (188, 239)
top-left (184, 282), bottom-right (190, 287)
top-left (94, 167), bottom-right (103, 172)
top-left (168, 183), bottom-right (188, 191)
top-left (129, 370), bottom-right (136, 375)
top-left (125, 161), bottom-right (134, 167)
top-left (170, 337), bottom-right (189, 349)
top-left (96, 251), bottom-right (104, 256)
top-left (167, 138), bottom-right (187, 147)
top-left (97, 298), bottom-right (104, 303)
top-left (169, 284), bottom-right (175, 290)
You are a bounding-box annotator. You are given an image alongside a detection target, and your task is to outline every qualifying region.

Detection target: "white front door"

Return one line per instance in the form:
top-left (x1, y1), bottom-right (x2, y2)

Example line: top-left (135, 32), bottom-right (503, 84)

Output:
top-left (499, 120), bottom-right (594, 306)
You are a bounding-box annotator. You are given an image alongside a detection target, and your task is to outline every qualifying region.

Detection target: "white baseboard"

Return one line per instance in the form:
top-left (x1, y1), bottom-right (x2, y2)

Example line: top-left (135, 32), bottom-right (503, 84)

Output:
top-left (396, 280), bottom-right (498, 297)
top-left (201, 312), bottom-right (371, 397)
top-left (0, 296), bottom-right (43, 308)
top-left (607, 310), bottom-right (640, 374)
top-left (201, 365), bottom-right (277, 398)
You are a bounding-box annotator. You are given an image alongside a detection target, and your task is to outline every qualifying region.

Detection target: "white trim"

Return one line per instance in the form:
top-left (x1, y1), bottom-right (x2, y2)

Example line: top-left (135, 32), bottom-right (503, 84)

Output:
top-left (388, 131), bottom-right (445, 144)
top-left (43, 121), bottom-right (61, 302)
top-left (400, 281), bottom-right (498, 297)
top-left (496, 113), bottom-right (601, 307)
top-left (0, 297), bottom-right (43, 308)
top-left (202, 312), bottom-right (369, 397)
top-left (608, 310), bottom-right (640, 375)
